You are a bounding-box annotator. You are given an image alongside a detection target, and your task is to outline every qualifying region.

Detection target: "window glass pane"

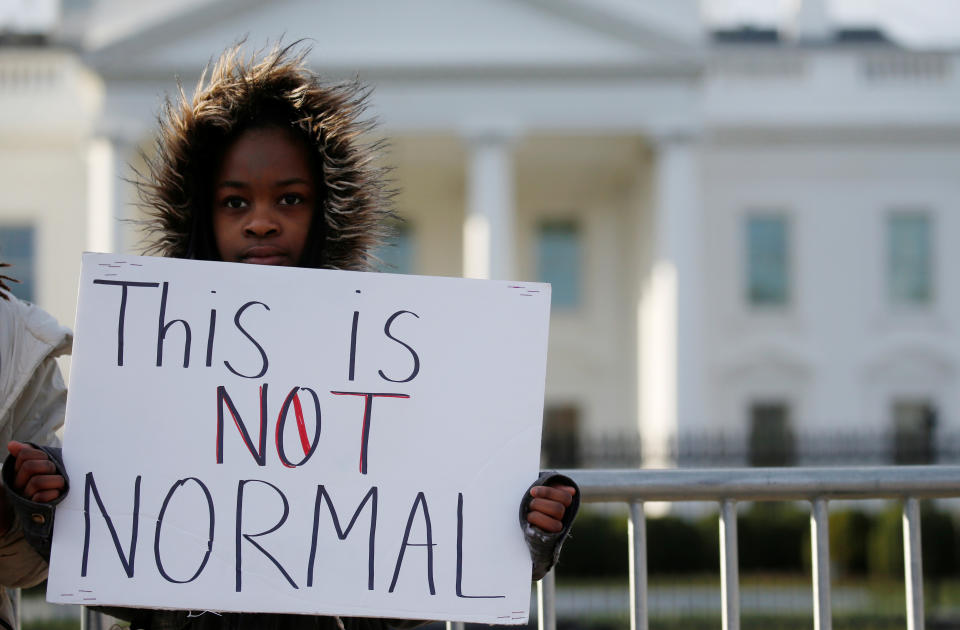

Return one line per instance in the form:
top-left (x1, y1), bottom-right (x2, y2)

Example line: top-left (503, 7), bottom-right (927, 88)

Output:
top-left (537, 220), bottom-right (580, 308)
top-left (888, 213), bottom-right (932, 305)
top-left (0, 226), bottom-right (35, 302)
top-left (746, 215), bottom-right (789, 306)
top-left (375, 222), bottom-right (413, 274)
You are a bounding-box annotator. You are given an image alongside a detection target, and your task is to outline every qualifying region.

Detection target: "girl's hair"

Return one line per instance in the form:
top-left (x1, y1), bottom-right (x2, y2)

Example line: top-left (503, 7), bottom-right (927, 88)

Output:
top-left (138, 42), bottom-right (392, 270)
top-left (0, 262), bottom-right (15, 300)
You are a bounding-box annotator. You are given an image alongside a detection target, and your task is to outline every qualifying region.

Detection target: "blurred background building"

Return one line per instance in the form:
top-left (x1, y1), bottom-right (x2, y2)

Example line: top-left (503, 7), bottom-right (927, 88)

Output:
top-left (1, 0), bottom-right (958, 469)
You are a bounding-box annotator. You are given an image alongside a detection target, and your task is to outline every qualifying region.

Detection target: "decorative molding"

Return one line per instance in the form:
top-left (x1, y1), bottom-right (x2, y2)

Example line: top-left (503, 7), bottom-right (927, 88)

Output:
top-left (864, 344), bottom-right (957, 384)
top-left (94, 60), bottom-right (705, 84)
top-left (707, 124), bottom-right (960, 145)
top-left (715, 341), bottom-right (815, 382)
top-left (459, 122), bottom-right (521, 148)
top-left (516, 0), bottom-right (704, 57)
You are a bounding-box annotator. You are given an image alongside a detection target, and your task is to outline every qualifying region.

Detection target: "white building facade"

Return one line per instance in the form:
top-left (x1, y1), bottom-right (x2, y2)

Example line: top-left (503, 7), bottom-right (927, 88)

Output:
top-left (1, 0), bottom-right (958, 467)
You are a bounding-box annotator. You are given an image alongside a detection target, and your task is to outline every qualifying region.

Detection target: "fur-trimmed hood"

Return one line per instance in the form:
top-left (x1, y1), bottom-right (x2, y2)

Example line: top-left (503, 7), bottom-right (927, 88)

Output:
top-left (138, 43), bottom-right (392, 271)
top-left (0, 262), bottom-right (15, 299)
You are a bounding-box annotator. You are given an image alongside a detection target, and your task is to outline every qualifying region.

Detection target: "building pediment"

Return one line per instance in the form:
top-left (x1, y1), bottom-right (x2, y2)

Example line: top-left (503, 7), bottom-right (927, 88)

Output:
top-left (80, 0), bottom-right (702, 80)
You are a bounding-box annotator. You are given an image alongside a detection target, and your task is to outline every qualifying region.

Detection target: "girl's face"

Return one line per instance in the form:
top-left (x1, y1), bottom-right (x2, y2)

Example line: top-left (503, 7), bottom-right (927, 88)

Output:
top-left (212, 126), bottom-right (317, 266)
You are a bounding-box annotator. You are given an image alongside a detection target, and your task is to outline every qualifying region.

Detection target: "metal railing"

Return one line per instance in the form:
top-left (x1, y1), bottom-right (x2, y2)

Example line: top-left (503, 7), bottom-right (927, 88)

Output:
top-left (529, 465), bottom-right (960, 630)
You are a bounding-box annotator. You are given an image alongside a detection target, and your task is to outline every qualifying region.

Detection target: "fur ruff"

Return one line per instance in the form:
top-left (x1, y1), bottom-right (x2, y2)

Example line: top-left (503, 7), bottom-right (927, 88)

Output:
top-left (0, 262), bottom-right (16, 300)
top-left (137, 43), bottom-right (393, 271)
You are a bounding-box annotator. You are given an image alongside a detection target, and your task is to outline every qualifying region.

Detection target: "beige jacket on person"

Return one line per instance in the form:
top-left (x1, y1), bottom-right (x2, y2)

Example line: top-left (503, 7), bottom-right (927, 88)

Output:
top-left (0, 295), bottom-right (71, 629)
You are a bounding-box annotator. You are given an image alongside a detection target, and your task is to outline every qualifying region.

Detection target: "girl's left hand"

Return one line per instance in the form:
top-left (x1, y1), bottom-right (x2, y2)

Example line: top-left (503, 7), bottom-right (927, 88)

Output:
top-left (526, 483), bottom-right (576, 533)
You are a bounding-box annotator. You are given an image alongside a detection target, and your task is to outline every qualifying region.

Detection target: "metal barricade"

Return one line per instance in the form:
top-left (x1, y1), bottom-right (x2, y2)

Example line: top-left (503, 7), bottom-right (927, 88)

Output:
top-left (531, 466), bottom-right (960, 630)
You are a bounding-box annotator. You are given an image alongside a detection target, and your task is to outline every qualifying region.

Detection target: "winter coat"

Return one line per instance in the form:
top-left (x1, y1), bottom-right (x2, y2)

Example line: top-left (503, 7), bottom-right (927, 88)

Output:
top-left (0, 295), bottom-right (71, 629)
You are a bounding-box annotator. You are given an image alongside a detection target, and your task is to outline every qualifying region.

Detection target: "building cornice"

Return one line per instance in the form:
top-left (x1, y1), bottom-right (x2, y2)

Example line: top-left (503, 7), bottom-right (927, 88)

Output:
top-left (707, 124), bottom-right (960, 145)
top-left (93, 59), bottom-right (705, 85)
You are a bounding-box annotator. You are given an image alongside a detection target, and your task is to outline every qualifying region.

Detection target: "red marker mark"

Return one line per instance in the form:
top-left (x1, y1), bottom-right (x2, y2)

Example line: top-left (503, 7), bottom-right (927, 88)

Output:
top-left (273, 389), bottom-right (317, 469)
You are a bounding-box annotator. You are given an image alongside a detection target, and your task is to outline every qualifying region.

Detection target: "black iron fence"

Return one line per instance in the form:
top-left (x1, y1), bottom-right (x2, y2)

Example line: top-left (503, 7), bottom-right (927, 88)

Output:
top-left (542, 429), bottom-right (956, 469)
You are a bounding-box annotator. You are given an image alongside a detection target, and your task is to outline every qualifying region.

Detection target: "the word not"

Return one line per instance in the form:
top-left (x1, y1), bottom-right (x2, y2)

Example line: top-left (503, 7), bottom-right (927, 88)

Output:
top-left (217, 383), bottom-right (409, 475)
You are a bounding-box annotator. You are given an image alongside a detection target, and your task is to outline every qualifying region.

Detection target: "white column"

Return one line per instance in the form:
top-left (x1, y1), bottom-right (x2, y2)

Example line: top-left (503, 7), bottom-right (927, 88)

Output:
top-left (462, 128), bottom-right (517, 280)
top-left (87, 130), bottom-right (140, 254)
top-left (638, 132), bottom-right (705, 467)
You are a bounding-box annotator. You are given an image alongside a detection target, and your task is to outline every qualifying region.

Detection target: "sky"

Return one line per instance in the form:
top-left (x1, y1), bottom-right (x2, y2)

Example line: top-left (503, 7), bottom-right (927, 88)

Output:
top-left (702, 0), bottom-right (960, 48)
top-left (0, 1), bottom-right (957, 50)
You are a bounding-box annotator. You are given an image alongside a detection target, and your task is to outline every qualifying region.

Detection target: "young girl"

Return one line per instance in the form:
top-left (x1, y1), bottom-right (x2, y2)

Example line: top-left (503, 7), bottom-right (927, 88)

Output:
top-left (9, 44), bottom-right (577, 629)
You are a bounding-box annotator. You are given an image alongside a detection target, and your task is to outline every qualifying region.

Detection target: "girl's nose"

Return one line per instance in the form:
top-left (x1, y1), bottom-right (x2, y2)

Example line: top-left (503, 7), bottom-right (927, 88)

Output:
top-left (243, 205), bottom-right (280, 237)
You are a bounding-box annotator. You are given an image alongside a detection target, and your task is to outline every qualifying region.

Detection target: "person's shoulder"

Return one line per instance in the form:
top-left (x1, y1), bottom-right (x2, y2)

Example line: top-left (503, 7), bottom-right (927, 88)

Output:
top-left (0, 296), bottom-right (72, 358)
top-left (0, 294), bottom-right (31, 347)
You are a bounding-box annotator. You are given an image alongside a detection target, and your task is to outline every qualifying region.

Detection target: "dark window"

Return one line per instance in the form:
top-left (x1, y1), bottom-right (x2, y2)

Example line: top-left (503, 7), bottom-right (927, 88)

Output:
top-left (0, 226), bottom-right (36, 302)
top-left (748, 402), bottom-right (795, 467)
top-left (542, 405), bottom-right (580, 468)
top-left (892, 399), bottom-right (937, 465)
top-left (537, 220), bottom-right (581, 309)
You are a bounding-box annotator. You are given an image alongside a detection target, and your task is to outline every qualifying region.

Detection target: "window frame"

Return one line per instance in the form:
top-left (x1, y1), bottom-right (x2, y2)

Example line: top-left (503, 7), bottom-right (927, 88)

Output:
top-left (535, 218), bottom-right (582, 311)
top-left (743, 211), bottom-right (792, 309)
top-left (886, 209), bottom-right (935, 308)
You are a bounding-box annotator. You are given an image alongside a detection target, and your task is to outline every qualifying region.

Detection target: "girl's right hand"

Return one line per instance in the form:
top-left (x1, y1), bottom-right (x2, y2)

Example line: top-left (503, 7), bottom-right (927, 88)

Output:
top-left (7, 441), bottom-right (65, 503)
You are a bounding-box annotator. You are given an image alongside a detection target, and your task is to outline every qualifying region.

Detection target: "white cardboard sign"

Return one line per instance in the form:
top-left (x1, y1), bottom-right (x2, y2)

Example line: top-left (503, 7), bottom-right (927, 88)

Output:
top-left (47, 253), bottom-right (551, 625)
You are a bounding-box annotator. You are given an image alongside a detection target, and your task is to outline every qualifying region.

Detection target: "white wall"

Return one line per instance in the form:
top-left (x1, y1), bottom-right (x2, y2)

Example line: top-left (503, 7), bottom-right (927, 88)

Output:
top-left (702, 140), bottom-right (960, 442)
top-left (0, 49), bottom-right (102, 330)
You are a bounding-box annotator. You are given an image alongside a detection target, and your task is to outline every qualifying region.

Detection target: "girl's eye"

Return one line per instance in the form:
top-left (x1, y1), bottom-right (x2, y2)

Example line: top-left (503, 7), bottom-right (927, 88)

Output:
top-left (223, 197), bottom-right (247, 209)
top-left (279, 193), bottom-right (304, 206)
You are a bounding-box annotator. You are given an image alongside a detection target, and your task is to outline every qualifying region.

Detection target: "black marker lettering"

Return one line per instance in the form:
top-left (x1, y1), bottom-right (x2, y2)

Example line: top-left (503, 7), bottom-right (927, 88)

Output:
top-left (235, 479), bottom-right (298, 592)
top-left (92, 280), bottom-right (160, 366)
top-left (330, 391), bottom-right (410, 474)
top-left (224, 301), bottom-right (270, 379)
top-left (154, 478), bottom-right (214, 584)
top-left (378, 310), bottom-right (420, 383)
top-left (205, 307), bottom-right (217, 367)
top-left (156, 282), bottom-right (192, 368)
top-left (307, 486), bottom-right (378, 590)
top-left (348, 311), bottom-right (359, 381)
top-left (456, 493), bottom-right (505, 599)
top-left (216, 384), bottom-right (268, 466)
top-left (389, 491), bottom-right (435, 595)
top-left (82, 472), bottom-right (141, 578)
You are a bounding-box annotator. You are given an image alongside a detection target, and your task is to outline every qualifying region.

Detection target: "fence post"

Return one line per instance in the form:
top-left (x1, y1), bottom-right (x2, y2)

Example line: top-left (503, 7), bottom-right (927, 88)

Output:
top-left (720, 499), bottom-right (740, 630)
top-left (6, 588), bottom-right (18, 630)
top-left (628, 501), bottom-right (648, 630)
top-left (903, 497), bottom-right (924, 630)
top-left (82, 607), bottom-right (107, 630)
top-left (537, 569), bottom-right (556, 630)
top-left (811, 497), bottom-right (832, 630)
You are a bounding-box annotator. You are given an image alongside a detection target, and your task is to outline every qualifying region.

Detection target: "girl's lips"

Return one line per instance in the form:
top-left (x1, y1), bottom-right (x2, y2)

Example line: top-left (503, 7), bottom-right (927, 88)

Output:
top-left (240, 247), bottom-right (290, 265)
